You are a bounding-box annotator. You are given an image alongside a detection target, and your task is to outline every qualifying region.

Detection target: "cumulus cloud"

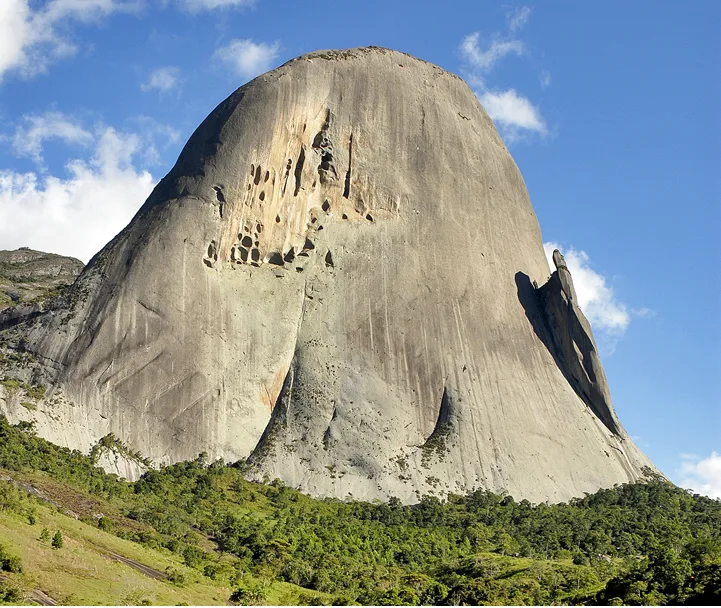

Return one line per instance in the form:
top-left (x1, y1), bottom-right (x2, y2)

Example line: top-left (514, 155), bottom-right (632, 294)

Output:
top-left (0, 123), bottom-right (158, 262)
top-left (175, 0), bottom-right (255, 11)
top-left (0, 0), bottom-right (139, 81)
top-left (543, 242), bottom-right (631, 334)
top-left (141, 66), bottom-right (181, 93)
top-left (214, 38), bottom-right (280, 81)
top-left (459, 6), bottom-right (548, 141)
top-left (479, 89), bottom-right (546, 140)
top-left (680, 452), bottom-right (721, 500)
top-left (11, 112), bottom-right (93, 164)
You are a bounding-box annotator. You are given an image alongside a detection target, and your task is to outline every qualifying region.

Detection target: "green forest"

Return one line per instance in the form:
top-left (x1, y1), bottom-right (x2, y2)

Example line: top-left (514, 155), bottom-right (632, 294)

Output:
top-left (0, 415), bottom-right (719, 606)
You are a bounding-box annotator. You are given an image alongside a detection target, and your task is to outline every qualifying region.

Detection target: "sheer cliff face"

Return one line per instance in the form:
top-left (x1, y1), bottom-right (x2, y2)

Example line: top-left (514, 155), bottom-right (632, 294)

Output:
top-left (0, 47), bottom-right (656, 503)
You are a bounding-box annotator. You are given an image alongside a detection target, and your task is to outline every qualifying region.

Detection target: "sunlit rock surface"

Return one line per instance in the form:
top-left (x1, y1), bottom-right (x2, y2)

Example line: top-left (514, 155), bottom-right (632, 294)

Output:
top-left (0, 47), bottom-right (656, 503)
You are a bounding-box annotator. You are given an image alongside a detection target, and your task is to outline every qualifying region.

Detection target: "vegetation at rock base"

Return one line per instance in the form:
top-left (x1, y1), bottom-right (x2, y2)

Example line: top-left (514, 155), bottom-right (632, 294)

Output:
top-left (0, 415), bottom-right (718, 605)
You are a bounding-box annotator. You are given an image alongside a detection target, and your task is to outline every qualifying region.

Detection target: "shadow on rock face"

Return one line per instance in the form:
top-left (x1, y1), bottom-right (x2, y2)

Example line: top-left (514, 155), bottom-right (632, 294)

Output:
top-left (515, 270), bottom-right (621, 437)
top-left (515, 271), bottom-right (558, 364)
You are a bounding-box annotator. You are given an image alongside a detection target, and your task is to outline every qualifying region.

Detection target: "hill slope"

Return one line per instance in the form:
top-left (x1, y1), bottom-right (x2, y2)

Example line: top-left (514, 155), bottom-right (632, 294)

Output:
top-left (0, 417), bottom-right (718, 606)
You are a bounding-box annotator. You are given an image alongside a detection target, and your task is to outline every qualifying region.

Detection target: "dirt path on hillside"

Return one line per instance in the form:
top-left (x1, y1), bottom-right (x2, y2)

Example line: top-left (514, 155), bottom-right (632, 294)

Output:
top-left (103, 551), bottom-right (168, 580)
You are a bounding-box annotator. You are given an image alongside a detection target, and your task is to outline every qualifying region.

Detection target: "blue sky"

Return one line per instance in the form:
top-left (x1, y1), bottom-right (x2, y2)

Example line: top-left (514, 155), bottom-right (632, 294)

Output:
top-left (0, 0), bottom-right (718, 498)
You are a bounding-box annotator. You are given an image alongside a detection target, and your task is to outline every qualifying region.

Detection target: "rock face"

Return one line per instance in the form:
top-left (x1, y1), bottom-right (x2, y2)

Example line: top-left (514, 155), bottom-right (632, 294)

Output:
top-left (0, 47), bottom-right (656, 503)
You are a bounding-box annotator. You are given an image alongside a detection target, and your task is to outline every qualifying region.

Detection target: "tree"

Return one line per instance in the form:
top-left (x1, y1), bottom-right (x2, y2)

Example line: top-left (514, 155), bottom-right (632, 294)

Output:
top-left (51, 531), bottom-right (64, 549)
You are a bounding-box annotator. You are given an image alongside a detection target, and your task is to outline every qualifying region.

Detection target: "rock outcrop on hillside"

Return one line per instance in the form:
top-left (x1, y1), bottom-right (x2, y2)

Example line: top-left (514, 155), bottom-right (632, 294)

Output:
top-left (0, 248), bottom-right (83, 309)
top-left (0, 47), bottom-right (656, 503)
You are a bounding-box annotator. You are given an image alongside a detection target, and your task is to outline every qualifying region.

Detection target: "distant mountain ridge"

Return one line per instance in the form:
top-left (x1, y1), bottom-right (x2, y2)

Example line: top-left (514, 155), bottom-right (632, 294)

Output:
top-left (0, 248), bottom-right (84, 309)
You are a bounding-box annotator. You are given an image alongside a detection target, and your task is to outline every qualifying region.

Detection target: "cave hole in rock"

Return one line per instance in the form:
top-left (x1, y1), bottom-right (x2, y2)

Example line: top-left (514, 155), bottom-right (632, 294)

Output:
top-left (207, 241), bottom-right (217, 259)
top-left (275, 215), bottom-right (281, 223)
top-left (259, 191), bottom-right (266, 202)
top-left (284, 248), bottom-right (296, 263)
top-left (203, 259), bottom-right (212, 268)
top-left (241, 235), bottom-right (253, 248)
top-left (311, 217), bottom-right (317, 224)
top-left (343, 133), bottom-right (353, 198)
top-left (256, 223), bottom-right (263, 233)
top-left (254, 240), bottom-right (259, 247)
top-left (298, 251), bottom-right (309, 258)
top-left (366, 214), bottom-right (374, 222)
top-left (282, 158), bottom-right (292, 195)
top-left (303, 237), bottom-right (315, 251)
top-left (239, 248), bottom-right (249, 262)
top-left (254, 165), bottom-right (262, 186)
top-left (322, 200), bottom-right (331, 213)
top-left (250, 164), bottom-right (255, 176)
top-left (342, 213), bottom-right (348, 220)
top-left (325, 251), bottom-right (334, 268)
top-left (264, 170), bottom-right (270, 183)
top-left (266, 252), bottom-right (284, 266)
top-left (247, 183), bottom-right (251, 191)
top-left (318, 225), bottom-right (324, 231)
top-left (296, 267), bottom-right (304, 273)
top-left (251, 249), bottom-right (261, 262)
top-left (212, 186), bottom-right (226, 203)
top-left (293, 146), bottom-right (306, 196)
top-left (319, 152), bottom-right (337, 182)
top-left (230, 247), bottom-right (236, 262)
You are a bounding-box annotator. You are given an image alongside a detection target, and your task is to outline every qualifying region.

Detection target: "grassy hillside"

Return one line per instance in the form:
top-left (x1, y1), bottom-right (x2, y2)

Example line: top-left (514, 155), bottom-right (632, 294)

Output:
top-left (0, 416), bottom-right (719, 605)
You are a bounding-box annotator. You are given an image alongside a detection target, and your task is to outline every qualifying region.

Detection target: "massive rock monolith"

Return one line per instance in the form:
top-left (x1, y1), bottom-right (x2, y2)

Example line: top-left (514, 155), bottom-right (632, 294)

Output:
top-left (0, 47), bottom-right (656, 502)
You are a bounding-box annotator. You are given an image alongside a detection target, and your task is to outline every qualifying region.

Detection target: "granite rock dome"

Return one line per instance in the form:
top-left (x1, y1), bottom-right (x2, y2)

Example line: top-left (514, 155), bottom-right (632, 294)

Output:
top-left (0, 47), bottom-right (656, 502)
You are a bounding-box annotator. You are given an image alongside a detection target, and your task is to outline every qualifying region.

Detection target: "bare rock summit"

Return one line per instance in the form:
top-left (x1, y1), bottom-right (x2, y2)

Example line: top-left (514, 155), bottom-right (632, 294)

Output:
top-left (0, 47), bottom-right (656, 503)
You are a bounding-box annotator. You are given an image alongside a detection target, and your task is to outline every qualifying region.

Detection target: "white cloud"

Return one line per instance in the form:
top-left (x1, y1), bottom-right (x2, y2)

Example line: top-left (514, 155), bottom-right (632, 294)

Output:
top-left (141, 66), bottom-right (181, 93)
top-left (459, 8), bottom-right (547, 142)
top-left (0, 0), bottom-right (138, 81)
top-left (0, 0), bottom-right (32, 78)
top-left (543, 242), bottom-right (631, 334)
top-left (460, 33), bottom-right (523, 74)
top-left (479, 89), bottom-right (546, 139)
top-left (213, 38), bottom-right (280, 81)
top-left (12, 112), bottom-right (93, 164)
top-left (508, 6), bottom-right (531, 32)
top-left (175, 0), bottom-right (255, 11)
top-left (679, 452), bottom-right (721, 499)
top-left (0, 125), bottom-right (157, 262)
